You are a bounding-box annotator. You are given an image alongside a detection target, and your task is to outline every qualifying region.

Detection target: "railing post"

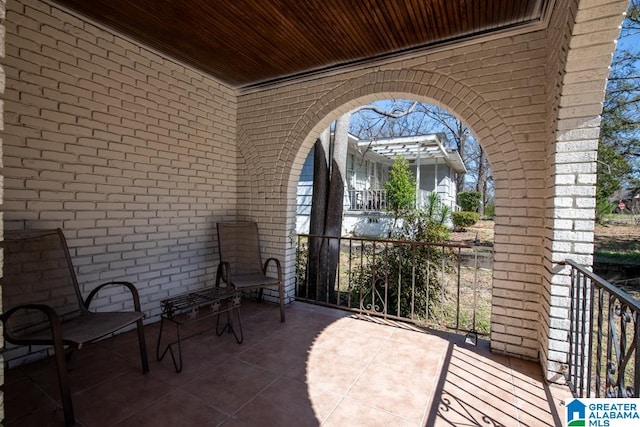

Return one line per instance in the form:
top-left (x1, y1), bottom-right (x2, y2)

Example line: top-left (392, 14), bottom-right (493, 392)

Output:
top-left (635, 314), bottom-right (640, 398)
top-left (594, 287), bottom-right (604, 397)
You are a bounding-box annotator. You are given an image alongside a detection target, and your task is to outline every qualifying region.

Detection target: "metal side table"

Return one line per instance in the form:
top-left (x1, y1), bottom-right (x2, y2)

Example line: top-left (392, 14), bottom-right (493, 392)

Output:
top-left (156, 286), bottom-right (243, 372)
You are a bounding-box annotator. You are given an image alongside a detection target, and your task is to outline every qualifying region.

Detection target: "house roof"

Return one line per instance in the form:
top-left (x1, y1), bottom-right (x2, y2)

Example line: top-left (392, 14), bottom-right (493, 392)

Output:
top-left (355, 134), bottom-right (467, 174)
top-left (52, 0), bottom-right (552, 90)
top-left (612, 188), bottom-right (640, 202)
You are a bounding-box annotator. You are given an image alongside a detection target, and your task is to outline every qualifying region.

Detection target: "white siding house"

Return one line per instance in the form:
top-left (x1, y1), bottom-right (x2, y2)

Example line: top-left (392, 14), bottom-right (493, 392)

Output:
top-left (297, 133), bottom-right (466, 236)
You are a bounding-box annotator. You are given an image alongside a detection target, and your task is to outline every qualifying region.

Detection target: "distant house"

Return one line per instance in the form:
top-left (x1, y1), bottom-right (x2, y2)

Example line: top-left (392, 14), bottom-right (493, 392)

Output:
top-left (612, 188), bottom-right (640, 213)
top-left (297, 133), bottom-right (466, 236)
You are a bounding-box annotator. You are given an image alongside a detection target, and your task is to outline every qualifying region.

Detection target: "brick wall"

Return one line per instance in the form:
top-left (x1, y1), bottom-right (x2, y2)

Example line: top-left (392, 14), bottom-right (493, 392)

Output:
top-left (2, 0), bottom-right (237, 344)
top-left (234, 0), bottom-right (625, 369)
top-left (541, 0), bottom-right (577, 383)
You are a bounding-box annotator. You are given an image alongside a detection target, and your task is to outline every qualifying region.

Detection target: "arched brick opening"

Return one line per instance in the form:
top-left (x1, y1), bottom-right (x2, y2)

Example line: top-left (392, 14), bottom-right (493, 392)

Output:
top-left (273, 68), bottom-right (532, 355)
top-left (279, 70), bottom-right (520, 186)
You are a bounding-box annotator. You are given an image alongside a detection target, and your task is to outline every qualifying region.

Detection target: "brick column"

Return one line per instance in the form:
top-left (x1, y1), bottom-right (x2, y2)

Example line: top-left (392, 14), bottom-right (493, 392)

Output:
top-left (542, 0), bottom-right (628, 382)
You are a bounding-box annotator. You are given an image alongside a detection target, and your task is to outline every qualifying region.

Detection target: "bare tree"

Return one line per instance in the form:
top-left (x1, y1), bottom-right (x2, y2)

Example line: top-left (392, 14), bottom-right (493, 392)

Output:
top-left (306, 114), bottom-right (350, 301)
top-left (413, 104), bottom-right (471, 194)
top-left (350, 100), bottom-right (493, 209)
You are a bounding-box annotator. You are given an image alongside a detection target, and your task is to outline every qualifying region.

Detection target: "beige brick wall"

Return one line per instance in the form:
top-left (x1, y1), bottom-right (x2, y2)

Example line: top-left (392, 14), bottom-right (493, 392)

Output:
top-left (542, 0), bottom-right (580, 383)
top-left (2, 0), bottom-right (237, 336)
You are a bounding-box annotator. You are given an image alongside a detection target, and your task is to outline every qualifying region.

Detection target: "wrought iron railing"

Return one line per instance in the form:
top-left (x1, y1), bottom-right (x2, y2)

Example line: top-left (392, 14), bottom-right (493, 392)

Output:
top-left (564, 259), bottom-right (640, 398)
top-left (295, 234), bottom-right (492, 334)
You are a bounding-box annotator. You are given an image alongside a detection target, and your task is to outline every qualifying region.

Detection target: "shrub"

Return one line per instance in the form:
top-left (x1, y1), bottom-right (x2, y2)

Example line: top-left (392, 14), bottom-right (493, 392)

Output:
top-left (384, 157), bottom-right (416, 213)
top-left (483, 203), bottom-right (495, 218)
top-left (457, 191), bottom-right (482, 212)
top-left (452, 211), bottom-right (480, 230)
top-left (348, 238), bottom-right (455, 320)
top-left (350, 193), bottom-right (453, 320)
top-left (595, 198), bottom-right (614, 224)
top-left (392, 205), bottom-right (451, 243)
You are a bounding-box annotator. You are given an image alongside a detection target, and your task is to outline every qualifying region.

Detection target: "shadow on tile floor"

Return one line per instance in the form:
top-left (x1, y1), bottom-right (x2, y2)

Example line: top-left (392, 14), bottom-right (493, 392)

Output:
top-left (1, 300), bottom-right (571, 426)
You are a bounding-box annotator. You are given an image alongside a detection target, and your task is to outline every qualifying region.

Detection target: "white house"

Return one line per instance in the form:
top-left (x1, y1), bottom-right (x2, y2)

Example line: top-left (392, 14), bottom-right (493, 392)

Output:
top-left (297, 133), bottom-right (466, 236)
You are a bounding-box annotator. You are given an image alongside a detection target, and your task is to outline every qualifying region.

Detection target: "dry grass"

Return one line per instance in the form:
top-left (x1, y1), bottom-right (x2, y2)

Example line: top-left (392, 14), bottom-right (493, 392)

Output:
top-left (447, 217), bottom-right (640, 334)
top-left (449, 219), bottom-right (494, 246)
top-left (595, 216), bottom-right (640, 266)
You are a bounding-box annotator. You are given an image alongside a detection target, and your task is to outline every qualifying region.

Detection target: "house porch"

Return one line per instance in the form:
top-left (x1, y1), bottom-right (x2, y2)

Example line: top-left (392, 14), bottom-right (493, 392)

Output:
top-left (0, 0), bottom-right (632, 422)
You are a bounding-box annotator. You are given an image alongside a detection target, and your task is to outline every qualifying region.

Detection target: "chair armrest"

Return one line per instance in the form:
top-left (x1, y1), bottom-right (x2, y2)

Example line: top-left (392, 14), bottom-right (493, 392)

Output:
top-left (216, 261), bottom-right (232, 286)
top-left (84, 281), bottom-right (143, 312)
top-left (0, 303), bottom-right (65, 346)
top-left (263, 257), bottom-right (283, 282)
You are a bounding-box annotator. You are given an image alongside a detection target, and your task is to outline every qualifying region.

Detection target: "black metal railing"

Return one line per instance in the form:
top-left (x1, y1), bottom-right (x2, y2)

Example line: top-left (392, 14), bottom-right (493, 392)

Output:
top-left (295, 234), bottom-right (492, 335)
top-left (565, 259), bottom-right (640, 398)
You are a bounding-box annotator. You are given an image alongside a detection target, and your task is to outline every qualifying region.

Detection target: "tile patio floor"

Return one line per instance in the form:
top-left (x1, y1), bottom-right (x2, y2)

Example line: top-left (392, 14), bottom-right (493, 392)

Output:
top-left (2, 300), bottom-right (571, 426)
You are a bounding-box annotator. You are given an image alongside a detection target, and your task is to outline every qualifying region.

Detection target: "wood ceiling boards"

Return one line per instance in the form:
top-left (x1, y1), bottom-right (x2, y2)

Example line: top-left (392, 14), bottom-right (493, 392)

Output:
top-left (52, 0), bottom-right (549, 89)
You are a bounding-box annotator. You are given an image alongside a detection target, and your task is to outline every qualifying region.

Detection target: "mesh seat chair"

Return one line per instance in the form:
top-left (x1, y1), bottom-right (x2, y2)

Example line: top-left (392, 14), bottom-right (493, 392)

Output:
top-left (215, 222), bottom-right (285, 322)
top-left (0, 229), bottom-right (149, 426)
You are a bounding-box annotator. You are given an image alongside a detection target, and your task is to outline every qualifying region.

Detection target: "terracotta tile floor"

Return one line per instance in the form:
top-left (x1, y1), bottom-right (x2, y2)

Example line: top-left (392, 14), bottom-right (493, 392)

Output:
top-left (2, 300), bottom-right (572, 426)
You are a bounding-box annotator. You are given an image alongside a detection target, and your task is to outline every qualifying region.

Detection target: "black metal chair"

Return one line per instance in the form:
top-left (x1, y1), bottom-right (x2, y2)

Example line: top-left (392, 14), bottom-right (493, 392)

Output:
top-left (0, 229), bottom-right (149, 426)
top-left (215, 222), bottom-right (285, 322)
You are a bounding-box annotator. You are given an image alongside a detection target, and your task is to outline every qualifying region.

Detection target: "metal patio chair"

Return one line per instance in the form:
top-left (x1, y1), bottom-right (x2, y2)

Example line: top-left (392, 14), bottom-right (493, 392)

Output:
top-left (0, 229), bottom-right (149, 426)
top-left (215, 222), bottom-right (285, 322)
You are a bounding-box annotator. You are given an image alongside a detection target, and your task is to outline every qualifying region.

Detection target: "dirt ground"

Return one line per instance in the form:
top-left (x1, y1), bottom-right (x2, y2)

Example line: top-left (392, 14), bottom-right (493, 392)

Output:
top-left (450, 218), bottom-right (640, 253)
top-left (449, 219), bottom-right (495, 246)
top-left (595, 220), bottom-right (640, 253)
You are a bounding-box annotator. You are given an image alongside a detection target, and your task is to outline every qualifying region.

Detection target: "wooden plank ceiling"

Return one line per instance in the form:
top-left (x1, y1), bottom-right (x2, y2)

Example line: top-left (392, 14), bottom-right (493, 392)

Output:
top-left (53, 0), bottom-right (550, 89)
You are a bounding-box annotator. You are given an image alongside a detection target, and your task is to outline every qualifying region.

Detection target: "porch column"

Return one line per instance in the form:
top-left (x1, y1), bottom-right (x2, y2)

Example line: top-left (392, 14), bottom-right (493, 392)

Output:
top-left (415, 143), bottom-right (421, 208)
top-left (542, 0), bottom-right (628, 383)
top-left (434, 160), bottom-right (438, 201)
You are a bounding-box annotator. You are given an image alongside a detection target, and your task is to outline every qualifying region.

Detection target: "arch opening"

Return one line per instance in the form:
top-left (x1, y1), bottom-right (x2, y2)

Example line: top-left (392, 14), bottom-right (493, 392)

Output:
top-left (287, 92), bottom-right (499, 339)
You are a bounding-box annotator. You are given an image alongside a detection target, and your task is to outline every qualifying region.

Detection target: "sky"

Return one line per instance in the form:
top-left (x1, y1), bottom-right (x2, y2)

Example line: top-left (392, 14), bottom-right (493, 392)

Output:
top-left (616, 1), bottom-right (639, 52)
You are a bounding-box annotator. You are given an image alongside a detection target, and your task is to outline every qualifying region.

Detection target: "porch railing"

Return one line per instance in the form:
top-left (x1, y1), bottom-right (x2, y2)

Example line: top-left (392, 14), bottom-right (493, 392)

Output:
top-left (295, 234), bottom-right (492, 335)
top-left (564, 259), bottom-right (640, 398)
top-left (347, 189), bottom-right (387, 211)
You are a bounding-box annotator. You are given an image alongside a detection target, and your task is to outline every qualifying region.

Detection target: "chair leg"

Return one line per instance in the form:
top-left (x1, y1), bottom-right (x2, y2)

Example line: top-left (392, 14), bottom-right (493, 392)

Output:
top-left (136, 318), bottom-right (149, 374)
top-left (53, 339), bottom-right (75, 426)
top-left (278, 282), bottom-right (285, 323)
